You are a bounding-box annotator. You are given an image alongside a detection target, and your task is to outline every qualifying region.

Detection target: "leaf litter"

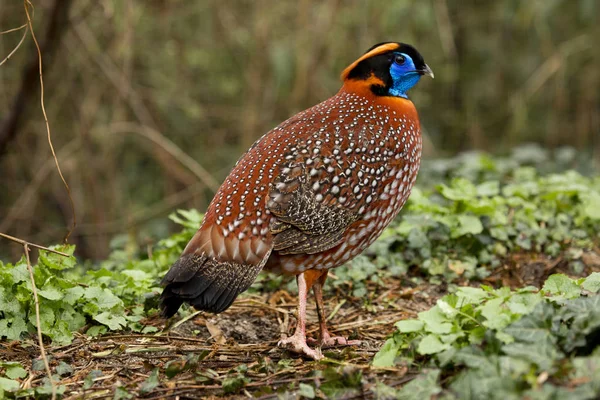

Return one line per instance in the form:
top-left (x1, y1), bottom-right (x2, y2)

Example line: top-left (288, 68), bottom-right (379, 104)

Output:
top-left (1, 252), bottom-right (599, 399)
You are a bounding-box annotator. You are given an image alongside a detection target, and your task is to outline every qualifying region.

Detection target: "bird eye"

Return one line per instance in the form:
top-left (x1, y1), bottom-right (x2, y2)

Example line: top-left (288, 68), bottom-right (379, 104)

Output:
top-left (394, 54), bottom-right (406, 65)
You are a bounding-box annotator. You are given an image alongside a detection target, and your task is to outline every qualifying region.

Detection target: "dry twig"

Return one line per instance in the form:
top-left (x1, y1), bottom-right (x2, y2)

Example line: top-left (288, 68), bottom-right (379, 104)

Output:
top-left (0, 232), bottom-right (69, 256)
top-left (24, 0), bottom-right (76, 242)
top-left (0, 24), bottom-right (28, 67)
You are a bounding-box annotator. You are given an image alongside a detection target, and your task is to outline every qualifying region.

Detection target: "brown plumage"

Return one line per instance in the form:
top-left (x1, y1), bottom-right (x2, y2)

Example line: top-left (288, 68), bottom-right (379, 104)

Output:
top-left (161, 42), bottom-right (433, 359)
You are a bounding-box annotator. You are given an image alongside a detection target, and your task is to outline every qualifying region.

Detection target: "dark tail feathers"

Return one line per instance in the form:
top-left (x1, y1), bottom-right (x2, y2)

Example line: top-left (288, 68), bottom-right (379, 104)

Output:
top-left (159, 253), bottom-right (262, 317)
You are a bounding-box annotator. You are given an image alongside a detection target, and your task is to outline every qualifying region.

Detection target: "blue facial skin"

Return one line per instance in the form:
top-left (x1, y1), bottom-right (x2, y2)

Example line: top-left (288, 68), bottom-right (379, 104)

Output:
top-left (388, 52), bottom-right (422, 99)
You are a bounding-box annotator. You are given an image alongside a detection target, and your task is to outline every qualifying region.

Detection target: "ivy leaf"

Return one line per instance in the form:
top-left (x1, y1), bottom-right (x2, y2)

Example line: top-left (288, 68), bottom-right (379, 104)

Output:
top-left (456, 287), bottom-right (489, 304)
top-left (63, 286), bottom-right (85, 304)
top-left (542, 274), bottom-right (581, 299)
top-left (37, 286), bottom-right (64, 301)
top-left (86, 325), bottom-right (107, 337)
top-left (0, 377), bottom-right (20, 392)
top-left (480, 297), bottom-right (511, 330)
top-left (437, 299), bottom-right (458, 318)
top-left (222, 374), bottom-right (250, 394)
top-left (83, 370), bottom-right (103, 389)
top-left (10, 262), bottom-right (29, 284)
top-left (1, 363), bottom-right (27, 380)
top-left (94, 312), bottom-right (127, 330)
top-left (417, 334), bottom-right (450, 355)
top-left (581, 272), bottom-right (600, 293)
top-left (395, 320), bottom-right (424, 333)
top-left (56, 361), bottom-right (73, 377)
top-left (298, 383), bottom-right (316, 399)
top-left (140, 369), bottom-right (160, 394)
top-left (114, 386), bottom-right (133, 400)
top-left (372, 339), bottom-right (399, 367)
top-left (452, 215), bottom-right (484, 238)
top-left (476, 181), bottom-right (500, 197)
top-left (83, 288), bottom-right (124, 311)
top-left (0, 316), bottom-right (28, 340)
top-left (581, 192), bottom-right (600, 220)
top-left (396, 369), bottom-right (441, 400)
top-left (502, 340), bottom-right (560, 371)
top-left (0, 287), bottom-right (22, 314)
top-left (38, 245), bottom-right (76, 270)
top-left (418, 307), bottom-right (452, 334)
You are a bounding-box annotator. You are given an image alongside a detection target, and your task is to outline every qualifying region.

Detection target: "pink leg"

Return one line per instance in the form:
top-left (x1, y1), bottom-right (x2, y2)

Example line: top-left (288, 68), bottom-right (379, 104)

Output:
top-left (277, 273), bottom-right (323, 360)
top-left (311, 276), bottom-right (360, 348)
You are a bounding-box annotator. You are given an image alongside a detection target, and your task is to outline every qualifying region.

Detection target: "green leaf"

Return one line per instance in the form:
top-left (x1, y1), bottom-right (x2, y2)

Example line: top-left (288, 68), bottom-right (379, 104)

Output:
top-left (83, 370), bottom-right (103, 389)
top-left (38, 245), bottom-right (76, 270)
top-left (417, 334), bottom-right (450, 355)
top-left (476, 181), bottom-right (500, 197)
top-left (114, 386), bottom-right (133, 400)
top-left (418, 307), bottom-right (452, 334)
top-left (582, 272), bottom-right (600, 293)
top-left (437, 299), bottom-right (458, 318)
top-left (396, 369), bottom-right (441, 400)
top-left (456, 287), bottom-right (489, 304)
top-left (222, 374), bottom-right (250, 394)
top-left (121, 270), bottom-right (151, 281)
top-left (94, 312), bottom-right (127, 330)
top-left (56, 361), bottom-right (73, 376)
top-left (0, 287), bottom-right (22, 314)
top-left (298, 383), bottom-right (316, 399)
top-left (452, 215), bottom-right (484, 238)
top-left (582, 191), bottom-right (600, 220)
top-left (0, 316), bottom-right (28, 340)
top-left (480, 297), bottom-right (511, 330)
top-left (438, 179), bottom-right (477, 201)
top-left (506, 292), bottom-right (542, 315)
top-left (2, 363), bottom-right (27, 380)
top-left (503, 302), bottom-right (555, 344)
top-left (86, 325), bottom-right (107, 337)
top-left (0, 377), bottom-right (20, 392)
top-left (542, 274), bottom-right (581, 299)
top-left (37, 286), bottom-right (64, 301)
top-left (140, 369), bottom-right (160, 394)
top-left (83, 288), bottom-right (124, 310)
top-left (63, 286), bottom-right (85, 304)
top-left (395, 319), bottom-right (424, 333)
top-left (502, 341), bottom-right (560, 371)
top-left (10, 262), bottom-right (29, 284)
top-left (371, 339), bottom-right (398, 367)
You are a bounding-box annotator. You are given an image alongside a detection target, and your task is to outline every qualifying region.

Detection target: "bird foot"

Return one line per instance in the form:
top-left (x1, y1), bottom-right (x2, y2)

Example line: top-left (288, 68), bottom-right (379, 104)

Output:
top-left (278, 334), bottom-right (323, 360)
top-left (308, 334), bottom-right (361, 348)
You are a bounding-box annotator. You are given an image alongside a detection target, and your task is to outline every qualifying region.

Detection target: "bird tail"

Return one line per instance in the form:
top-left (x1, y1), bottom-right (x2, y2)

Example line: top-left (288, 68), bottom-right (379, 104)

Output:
top-left (159, 252), bottom-right (264, 317)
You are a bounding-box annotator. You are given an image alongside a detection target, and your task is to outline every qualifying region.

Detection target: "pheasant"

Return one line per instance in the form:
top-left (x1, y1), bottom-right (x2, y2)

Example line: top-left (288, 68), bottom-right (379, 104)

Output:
top-left (160, 42), bottom-right (433, 360)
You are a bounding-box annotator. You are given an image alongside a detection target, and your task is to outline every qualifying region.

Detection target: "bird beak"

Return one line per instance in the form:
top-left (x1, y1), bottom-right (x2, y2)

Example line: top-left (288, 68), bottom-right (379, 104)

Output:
top-left (420, 64), bottom-right (434, 79)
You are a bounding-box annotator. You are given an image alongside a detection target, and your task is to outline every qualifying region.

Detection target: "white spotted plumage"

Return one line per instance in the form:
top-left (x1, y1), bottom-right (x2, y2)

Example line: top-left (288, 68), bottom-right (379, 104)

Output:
top-left (190, 88), bottom-right (422, 275)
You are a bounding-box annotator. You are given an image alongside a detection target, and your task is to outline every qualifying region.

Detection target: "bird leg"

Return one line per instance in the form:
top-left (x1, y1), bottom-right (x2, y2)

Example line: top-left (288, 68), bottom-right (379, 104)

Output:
top-left (311, 272), bottom-right (361, 348)
top-left (277, 272), bottom-right (323, 360)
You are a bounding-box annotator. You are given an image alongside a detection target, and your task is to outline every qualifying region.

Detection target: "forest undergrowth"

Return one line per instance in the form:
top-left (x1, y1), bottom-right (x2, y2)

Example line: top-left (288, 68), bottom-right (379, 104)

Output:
top-left (1, 147), bottom-right (599, 399)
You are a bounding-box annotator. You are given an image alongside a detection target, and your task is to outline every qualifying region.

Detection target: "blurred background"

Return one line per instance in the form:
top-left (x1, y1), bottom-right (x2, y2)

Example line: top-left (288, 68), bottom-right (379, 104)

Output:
top-left (0, 0), bottom-right (598, 261)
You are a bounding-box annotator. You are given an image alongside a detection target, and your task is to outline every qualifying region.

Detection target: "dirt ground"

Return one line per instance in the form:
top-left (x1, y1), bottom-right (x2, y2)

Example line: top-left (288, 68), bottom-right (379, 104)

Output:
top-left (3, 250), bottom-right (600, 399)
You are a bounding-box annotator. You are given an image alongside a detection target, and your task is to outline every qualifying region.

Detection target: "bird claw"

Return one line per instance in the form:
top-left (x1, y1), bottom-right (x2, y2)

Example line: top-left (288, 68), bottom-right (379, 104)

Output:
top-left (278, 335), bottom-right (323, 360)
top-left (307, 334), bottom-right (361, 349)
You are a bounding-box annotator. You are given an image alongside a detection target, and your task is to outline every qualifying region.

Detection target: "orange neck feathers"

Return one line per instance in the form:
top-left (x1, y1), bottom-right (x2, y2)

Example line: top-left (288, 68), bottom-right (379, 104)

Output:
top-left (339, 78), bottom-right (417, 119)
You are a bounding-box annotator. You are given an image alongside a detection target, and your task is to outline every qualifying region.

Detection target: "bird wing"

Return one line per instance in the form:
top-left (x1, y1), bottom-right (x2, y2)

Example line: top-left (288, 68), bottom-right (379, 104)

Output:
top-left (267, 161), bottom-right (359, 255)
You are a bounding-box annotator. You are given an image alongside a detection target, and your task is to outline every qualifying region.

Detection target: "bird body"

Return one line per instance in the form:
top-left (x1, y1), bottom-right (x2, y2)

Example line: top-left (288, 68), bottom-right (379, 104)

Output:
top-left (161, 42), bottom-right (432, 359)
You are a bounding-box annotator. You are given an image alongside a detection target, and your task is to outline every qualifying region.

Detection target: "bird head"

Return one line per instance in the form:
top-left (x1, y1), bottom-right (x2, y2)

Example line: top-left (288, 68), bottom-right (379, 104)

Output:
top-left (341, 42), bottom-right (433, 99)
